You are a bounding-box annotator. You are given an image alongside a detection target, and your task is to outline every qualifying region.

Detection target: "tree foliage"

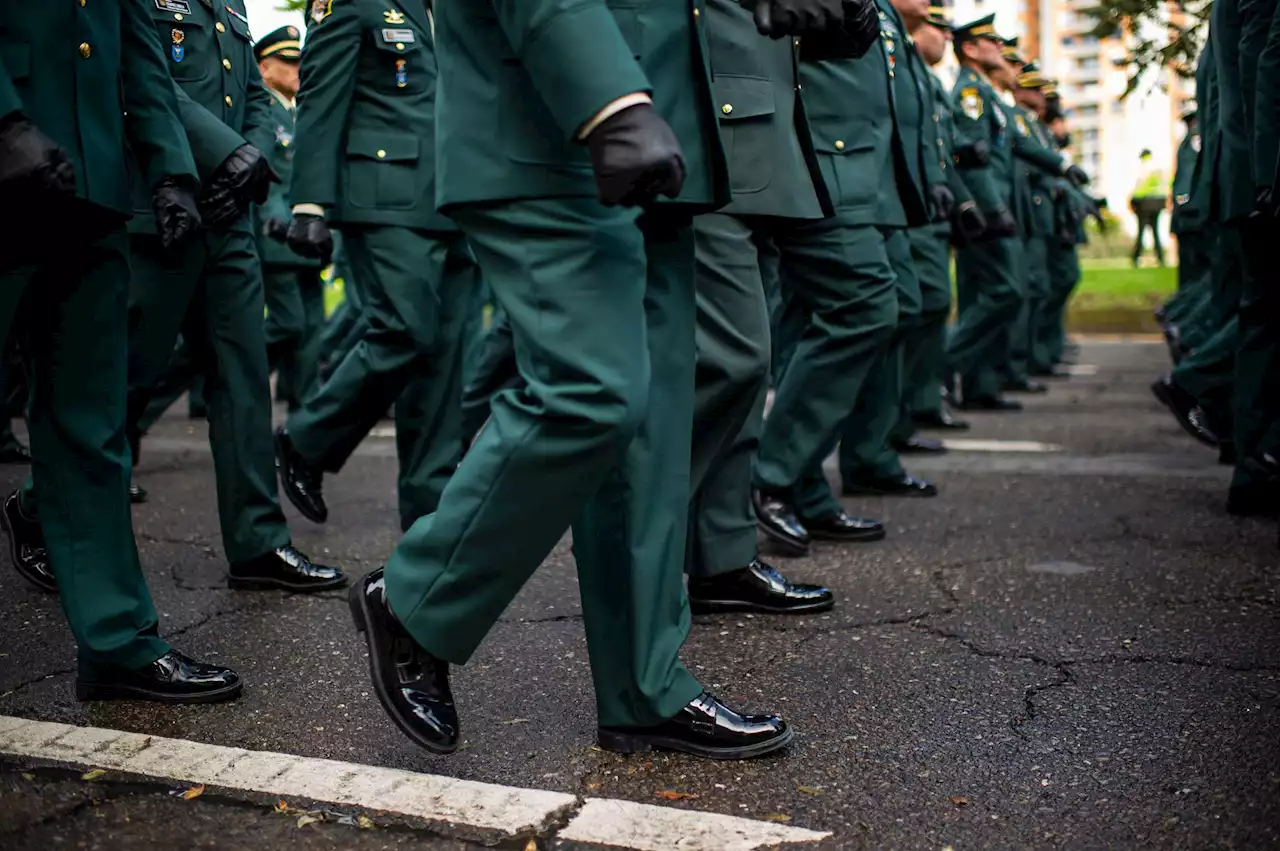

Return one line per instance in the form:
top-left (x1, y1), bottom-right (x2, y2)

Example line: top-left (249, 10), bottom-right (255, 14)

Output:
top-left (278, 0), bottom-right (307, 11)
top-left (1084, 0), bottom-right (1213, 97)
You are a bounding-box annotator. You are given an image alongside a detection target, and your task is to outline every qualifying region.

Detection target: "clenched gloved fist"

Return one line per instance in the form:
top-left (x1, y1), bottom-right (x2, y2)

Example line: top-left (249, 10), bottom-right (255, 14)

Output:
top-left (954, 201), bottom-right (987, 240)
top-left (928, 184), bottom-right (955, 221)
top-left (286, 213), bottom-right (334, 265)
top-left (585, 103), bottom-right (686, 208)
top-left (795, 0), bottom-right (880, 60)
top-left (1064, 164), bottom-right (1089, 187)
top-left (0, 113), bottom-right (75, 197)
top-left (263, 217), bottom-right (290, 243)
top-left (753, 0), bottom-right (844, 38)
top-left (152, 176), bottom-right (202, 250)
top-left (954, 140), bottom-right (990, 169)
top-left (982, 206), bottom-right (1018, 239)
top-left (201, 144), bottom-right (279, 228)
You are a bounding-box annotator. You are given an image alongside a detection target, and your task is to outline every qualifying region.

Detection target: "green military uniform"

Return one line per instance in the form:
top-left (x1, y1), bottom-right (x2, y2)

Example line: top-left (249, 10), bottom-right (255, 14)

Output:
top-left (123, 0), bottom-right (294, 567)
top-left (947, 19), bottom-right (1023, 403)
top-left (254, 27), bottom-right (326, 412)
top-left (383, 0), bottom-right (729, 727)
top-left (686, 0), bottom-right (831, 577)
top-left (755, 0), bottom-right (929, 518)
top-left (0, 0), bottom-right (196, 670)
top-left (283, 0), bottom-right (475, 530)
top-left (1034, 177), bottom-right (1086, 371)
top-left (833, 0), bottom-right (940, 486)
top-left (1165, 114), bottom-right (1209, 323)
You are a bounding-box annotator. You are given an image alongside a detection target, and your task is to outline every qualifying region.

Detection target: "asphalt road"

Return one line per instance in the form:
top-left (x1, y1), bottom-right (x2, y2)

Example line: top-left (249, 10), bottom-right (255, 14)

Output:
top-left (0, 340), bottom-right (1277, 850)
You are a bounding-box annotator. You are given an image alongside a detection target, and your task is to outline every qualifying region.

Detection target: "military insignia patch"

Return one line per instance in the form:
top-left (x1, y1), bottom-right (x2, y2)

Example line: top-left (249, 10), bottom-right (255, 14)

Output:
top-left (395, 58), bottom-right (407, 88)
top-left (288, 26), bottom-right (299, 37)
top-left (1015, 114), bottom-right (1029, 135)
top-left (381, 28), bottom-right (416, 43)
top-left (960, 87), bottom-right (983, 121)
top-left (275, 125), bottom-right (294, 148)
top-left (311, 0), bottom-right (332, 24)
top-left (155, 0), bottom-right (191, 13)
top-left (384, 8), bottom-right (406, 23)
top-left (171, 28), bottom-right (185, 62)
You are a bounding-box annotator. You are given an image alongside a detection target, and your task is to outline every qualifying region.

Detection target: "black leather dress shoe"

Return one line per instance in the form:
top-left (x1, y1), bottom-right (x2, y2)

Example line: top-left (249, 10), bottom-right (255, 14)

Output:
top-left (229, 545), bottom-right (346, 592)
top-left (0, 442), bottom-right (31, 464)
top-left (2, 490), bottom-right (56, 593)
top-left (843, 473), bottom-right (938, 498)
top-left (1003, 379), bottom-right (1049, 394)
top-left (129, 483), bottom-right (148, 504)
top-left (1219, 441), bottom-right (1238, 466)
top-left (76, 649), bottom-right (242, 704)
top-left (276, 427), bottom-right (328, 524)
top-left (598, 692), bottom-right (792, 760)
top-left (688, 559), bottom-right (833, 615)
top-left (349, 569), bottom-right (459, 754)
top-left (913, 410), bottom-right (970, 431)
top-left (752, 490), bottom-right (810, 556)
top-left (891, 435), bottom-right (947, 455)
top-left (1151, 377), bottom-right (1219, 447)
top-left (803, 508), bottom-right (885, 542)
top-left (956, 395), bottom-right (1023, 412)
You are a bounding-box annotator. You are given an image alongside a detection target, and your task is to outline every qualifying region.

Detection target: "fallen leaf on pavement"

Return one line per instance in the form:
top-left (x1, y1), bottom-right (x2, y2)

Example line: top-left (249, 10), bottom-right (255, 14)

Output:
top-left (81, 769), bottom-right (107, 781)
top-left (181, 785), bottom-right (205, 800)
top-left (797, 786), bottom-right (824, 796)
top-left (656, 790), bottom-right (699, 801)
top-left (275, 800), bottom-right (291, 813)
top-left (764, 813), bottom-right (792, 823)
top-left (949, 795), bottom-right (970, 807)
top-left (296, 814), bottom-right (319, 828)
top-left (356, 815), bottom-right (376, 829)
top-left (523, 840), bottom-right (537, 851)
top-left (21, 773), bottom-right (34, 782)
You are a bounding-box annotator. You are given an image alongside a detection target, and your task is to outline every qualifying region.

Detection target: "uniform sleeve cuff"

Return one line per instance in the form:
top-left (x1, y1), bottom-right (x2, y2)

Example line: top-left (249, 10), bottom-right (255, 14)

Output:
top-left (577, 93), bottom-right (653, 140)
top-left (292, 203), bottom-right (326, 217)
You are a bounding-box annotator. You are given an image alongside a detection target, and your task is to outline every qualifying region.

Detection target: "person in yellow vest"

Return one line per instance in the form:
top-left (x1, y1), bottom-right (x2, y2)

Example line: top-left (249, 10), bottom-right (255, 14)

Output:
top-left (1130, 148), bottom-right (1169, 266)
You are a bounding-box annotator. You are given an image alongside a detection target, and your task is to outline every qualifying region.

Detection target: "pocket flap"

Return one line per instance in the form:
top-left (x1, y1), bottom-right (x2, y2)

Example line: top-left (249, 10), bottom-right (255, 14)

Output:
top-left (711, 75), bottom-right (775, 121)
top-left (812, 134), bottom-right (874, 155)
top-left (347, 130), bottom-right (419, 162)
top-left (226, 11), bottom-right (252, 40)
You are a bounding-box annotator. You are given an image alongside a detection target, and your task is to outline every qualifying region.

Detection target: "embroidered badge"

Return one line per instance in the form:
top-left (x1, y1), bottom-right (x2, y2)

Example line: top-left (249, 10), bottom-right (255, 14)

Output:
top-left (1015, 113), bottom-right (1029, 135)
top-left (960, 87), bottom-right (983, 121)
top-left (384, 8), bottom-right (405, 23)
top-left (381, 28), bottom-right (416, 43)
top-left (155, 0), bottom-right (191, 13)
top-left (395, 58), bottom-right (407, 88)
top-left (171, 28), bottom-right (185, 62)
top-left (311, 0), bottom-right (332, 24)
top-left (275, 125), bottom-right (294, 148)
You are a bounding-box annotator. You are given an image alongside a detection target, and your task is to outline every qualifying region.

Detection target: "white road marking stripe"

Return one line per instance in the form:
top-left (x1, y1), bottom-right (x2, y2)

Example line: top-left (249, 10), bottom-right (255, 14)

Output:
top-left (940, 439), bottom-right (1062, 453)
top-left (560, 798), bottom-right (830, 850)
top-left (0, 716), bottom-right (829, 849)
top-left (1063, 364), bottom-right (1099, 376)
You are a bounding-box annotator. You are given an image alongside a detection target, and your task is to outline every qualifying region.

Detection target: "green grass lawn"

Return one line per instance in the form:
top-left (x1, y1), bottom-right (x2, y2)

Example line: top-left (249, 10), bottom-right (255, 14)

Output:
top-left (1071, 260), bottom-right (1177, 310)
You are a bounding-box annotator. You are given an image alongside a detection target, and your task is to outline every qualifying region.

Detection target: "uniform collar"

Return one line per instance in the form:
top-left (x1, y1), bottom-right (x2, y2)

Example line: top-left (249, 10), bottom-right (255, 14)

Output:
top-left (267, 86), bottom-right (295, 111)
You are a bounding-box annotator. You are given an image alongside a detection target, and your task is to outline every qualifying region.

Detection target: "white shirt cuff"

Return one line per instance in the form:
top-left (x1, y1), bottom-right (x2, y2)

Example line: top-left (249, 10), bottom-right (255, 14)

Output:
top-left (292, 203), bottom-right (326, 218)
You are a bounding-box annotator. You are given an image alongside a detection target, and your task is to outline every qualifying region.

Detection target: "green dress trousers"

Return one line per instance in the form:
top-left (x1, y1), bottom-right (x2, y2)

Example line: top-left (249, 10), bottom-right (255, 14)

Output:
top-left (1033, 239), bottom-right (1080, 371)
top-left (264, 266), bottom-right (326, 411)
top-left (1007, 233), bottom-right (1049, 380)
top-left (383, 198), bottom-right (703, 728)
top-left (904, 223), bottom-right (953, 419)
top-left (948, 235), bottom-right (1025, 399)
top-left (125, 217), bottom-right (291, 565)
top-left (286, 226), bottom-right (474, 530)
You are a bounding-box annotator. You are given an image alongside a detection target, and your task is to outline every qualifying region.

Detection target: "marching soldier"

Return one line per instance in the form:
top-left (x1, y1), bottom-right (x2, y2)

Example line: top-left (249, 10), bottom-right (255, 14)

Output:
top-left (0, 0), bottom-right (240, 702)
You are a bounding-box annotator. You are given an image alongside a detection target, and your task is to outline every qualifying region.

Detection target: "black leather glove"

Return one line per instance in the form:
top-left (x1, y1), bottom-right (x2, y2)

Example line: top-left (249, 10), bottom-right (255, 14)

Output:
top-left (1064, 164), bottom-right (1089, 187)
top-left (955, 202), bottom-right (986, 240)
top-left (982, 206), bottom-right (1018, 239)
top-left (201, 144), bottom-right (279, 228)
top-left (753, 0), bottom-right (844, 38)
top-left (795, 0), bottom-right (880, 60)
top-left (584, 103), bottom-right (686, 208)
top-left (286, 212), bottom-right (334, 265)
top-left (264, 217), bottom-right (290, 243)
top-left (928, 184), bottom-right (955, 221)
top-left (152, 176), bottom-right (202, 250)
top-left (0, 113), bottom-right (75, 197)
top-left (954, 140), bottom-right (990, 169)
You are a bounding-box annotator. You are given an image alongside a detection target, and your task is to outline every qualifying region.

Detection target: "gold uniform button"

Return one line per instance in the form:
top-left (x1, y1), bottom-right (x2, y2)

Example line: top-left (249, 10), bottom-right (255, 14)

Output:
top-left (223, 58), bottom-right (231, 70)
top-left (79, 0), bottom-right (86, 5)
top-left (835, 139), bottom-right (845, 150)
top-left (376, 149), bottom-right (387, 159)
top-left (395, 42), bottom-right (405, 50)
top-left (174, 12), bottom-right (182, 19)
top-left (216, 21), bottom-right (226, 32)
top-left (224, 95), bottom-right (233, 107)
top-left (79, 42), bottom-right (91, 58)
top-left (721, 104), bottom-right (732, 114)
top-left (693, 7), bottom-right (699, 15)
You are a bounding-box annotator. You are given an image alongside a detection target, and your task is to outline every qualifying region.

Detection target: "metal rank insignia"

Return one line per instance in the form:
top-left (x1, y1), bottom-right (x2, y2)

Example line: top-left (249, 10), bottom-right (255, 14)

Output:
top-left (384, 8), bottom-right (406, 23)
top-left (311, 0), bottom-right (332, 24)
top-left (171, 28), bottom-right (185, 62)
top-left (395, 58), bottom-right (407, 88)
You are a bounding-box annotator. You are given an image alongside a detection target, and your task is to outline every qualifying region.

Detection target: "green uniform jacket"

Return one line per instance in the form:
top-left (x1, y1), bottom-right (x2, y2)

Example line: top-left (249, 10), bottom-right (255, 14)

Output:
top-left (951, 65), bottom-right (1013, 219)
top-left (291, 0), bottom-right (456, 232)
top-left (432, 0), bottom-right (728, 213)
top-left (0, 0), bottom-right (196, 216)
top-left (798, 1), bottom-right (928, 226)
top-left (882, 0), bottom-right (940, 225)
top-left (1010, 106), bottom-right (1063, 238)
top-left (1170, 127), bottom-right (1203, 235)
top-left (1252, 0), bottom-right (1280, 195)
top-left (1212, 0), bottom-right (1268, 222)
top-left (1191, 36), bottom-right (1221, 223)
top-left (255, 91), bottom-right (322, 268)
top-left (705, 0), bottom-right (829, 219)
top-left (923, 69), bottom-right (974, 212)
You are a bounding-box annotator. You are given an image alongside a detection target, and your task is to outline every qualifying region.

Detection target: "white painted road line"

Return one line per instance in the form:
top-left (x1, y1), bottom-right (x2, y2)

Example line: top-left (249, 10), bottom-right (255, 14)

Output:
top-left (1064, 364), bottom-right (1099, 376)
top-left (940, 439), bottom-right (1063, 453)
top-left (0, 715), bottom-right (830, 850)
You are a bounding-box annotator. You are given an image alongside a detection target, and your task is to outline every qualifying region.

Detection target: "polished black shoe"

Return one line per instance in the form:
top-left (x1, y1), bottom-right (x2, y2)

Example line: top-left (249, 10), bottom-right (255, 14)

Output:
top-left (2, 490), bottom-right (56, 593)
top-left (752, 489), bottom-right (810, 556)
top-left (688, 559), bottom-right (833, 615)
top-left (842, 473), bottom-right (938, 498)
top-left (1151, 376), bottom-right (1219, 447)
top-left (349, 569), bottom-right (459, 754)
top-left (76, 649), bottom-right (242, 704)
top-left (803, 508), bottom-right (886, 542)
top-left (276, 427), bottom-right (328, 523)
top-left (891, 435), bottom-right (947, 455)
top-left (228, 545), bottom-right (347, 592)
top-left (598, 691), bottom-right (792, 760)
top-left (1219, 441), bottom-right (1238, 466)
top-left (1003, 379), bottom-right (1049, 394)
top-left (913, 409), bottom-right (970, 431)
top-left (956, 395), bottom-right (1023, 412)
top-left (0, 441), bottom-right (31, 464)
top-left (129, 482), bottom-right (148, 504)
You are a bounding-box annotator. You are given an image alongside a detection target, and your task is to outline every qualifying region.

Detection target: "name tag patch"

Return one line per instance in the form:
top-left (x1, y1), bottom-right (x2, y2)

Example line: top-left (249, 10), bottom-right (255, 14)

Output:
top-left (381, 29), bottom-right (416, 44)
top-left (155, 0), bottom-right (191, 13)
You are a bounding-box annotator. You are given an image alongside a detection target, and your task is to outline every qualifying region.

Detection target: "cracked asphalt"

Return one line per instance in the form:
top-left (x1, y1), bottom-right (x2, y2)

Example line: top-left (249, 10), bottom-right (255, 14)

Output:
top-left (1, 340), bottom-right (1278, 850)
